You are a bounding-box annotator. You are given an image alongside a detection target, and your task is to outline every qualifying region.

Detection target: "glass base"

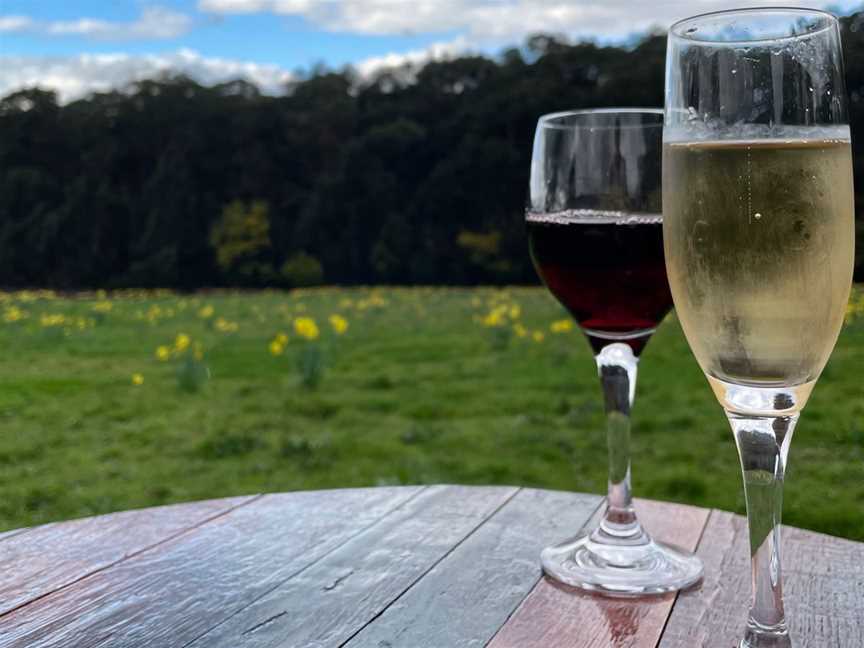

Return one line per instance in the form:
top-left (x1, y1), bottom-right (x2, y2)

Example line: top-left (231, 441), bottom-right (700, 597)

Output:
top-left (739, 623), bottom-right (792, 648)
top-left (541, 532), bottom-right (703, 597)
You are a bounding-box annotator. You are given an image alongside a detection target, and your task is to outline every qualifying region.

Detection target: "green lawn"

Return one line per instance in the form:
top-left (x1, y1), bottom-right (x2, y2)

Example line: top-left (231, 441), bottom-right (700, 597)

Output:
top-left (0, 286), bottom-right (862, 540)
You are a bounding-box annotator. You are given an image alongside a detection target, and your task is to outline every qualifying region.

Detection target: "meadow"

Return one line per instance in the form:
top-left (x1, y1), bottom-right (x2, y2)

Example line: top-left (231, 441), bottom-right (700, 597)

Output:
top-left (0, 286), bottom-right (862, 540)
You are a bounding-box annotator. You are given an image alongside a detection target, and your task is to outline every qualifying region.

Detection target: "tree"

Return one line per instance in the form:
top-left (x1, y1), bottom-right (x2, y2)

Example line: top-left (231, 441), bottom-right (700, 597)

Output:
top-left (209, 200), bottom-right (273, 284)
top-left (0, 16), bottom-right (862, 287)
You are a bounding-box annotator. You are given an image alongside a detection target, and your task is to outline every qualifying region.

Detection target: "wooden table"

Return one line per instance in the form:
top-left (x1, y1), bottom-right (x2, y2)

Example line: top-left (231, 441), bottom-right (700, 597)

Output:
top-left (0, 486), bottom-right (860, 647)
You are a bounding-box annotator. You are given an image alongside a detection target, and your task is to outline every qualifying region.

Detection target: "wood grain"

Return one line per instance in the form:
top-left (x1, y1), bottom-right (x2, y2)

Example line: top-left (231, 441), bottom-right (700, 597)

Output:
top-left (488, 498), bottom-right (710, 648)
top-left (0, 528), bottom-right (30, 543)
top-left (0, 486), bottom-right (424, 648)
top-left (659, 510), bottom-right (864, 648)
top-left (186, 485), bottom-right (521, 648)
top-left (0, 488), bottom-right (861, 648)
top-left (345, 488), bottom-right (603, 648)
top-left (0, 495), bottom-right (255, 617)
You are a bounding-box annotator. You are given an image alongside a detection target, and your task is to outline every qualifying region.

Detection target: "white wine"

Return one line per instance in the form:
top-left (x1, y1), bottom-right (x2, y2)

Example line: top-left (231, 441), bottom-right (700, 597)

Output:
top-left (663, 134), bottom-right (855, 392)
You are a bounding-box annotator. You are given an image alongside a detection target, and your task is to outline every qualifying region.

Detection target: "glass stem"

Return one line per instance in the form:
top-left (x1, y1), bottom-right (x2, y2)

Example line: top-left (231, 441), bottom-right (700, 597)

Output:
top-left (593, 343), bottom-right (647, 543)
top-left (727, 412), bottom-right (796, 648)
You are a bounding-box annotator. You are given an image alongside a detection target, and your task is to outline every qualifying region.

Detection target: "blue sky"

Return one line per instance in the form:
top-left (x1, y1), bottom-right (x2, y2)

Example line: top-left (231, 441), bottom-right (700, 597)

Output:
top-left (0, 0), bottom-right (459, 72)
top-left (1, 1), bottom-right (861, 101)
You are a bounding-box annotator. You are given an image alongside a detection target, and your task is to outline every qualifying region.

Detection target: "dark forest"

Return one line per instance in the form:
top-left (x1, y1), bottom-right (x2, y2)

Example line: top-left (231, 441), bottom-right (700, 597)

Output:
top-left (2, 15), bottom-right (863, 288)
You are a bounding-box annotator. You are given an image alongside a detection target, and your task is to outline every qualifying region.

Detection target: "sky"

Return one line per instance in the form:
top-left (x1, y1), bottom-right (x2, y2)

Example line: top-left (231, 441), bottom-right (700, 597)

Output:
top-left (0, 0), bottom-right (861, 102)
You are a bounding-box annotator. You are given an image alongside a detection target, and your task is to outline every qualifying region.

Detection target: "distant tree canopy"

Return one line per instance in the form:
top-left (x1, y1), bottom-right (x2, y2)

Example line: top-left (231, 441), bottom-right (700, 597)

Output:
top-left (1, 18), bottom-right (863, 288)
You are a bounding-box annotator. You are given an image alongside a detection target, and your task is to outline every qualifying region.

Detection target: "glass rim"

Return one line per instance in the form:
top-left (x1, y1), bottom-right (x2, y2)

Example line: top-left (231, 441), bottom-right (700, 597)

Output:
top-left (538, 108), bottom-right (664, 131)
top-left (669, 6), bottom-right (838, 45)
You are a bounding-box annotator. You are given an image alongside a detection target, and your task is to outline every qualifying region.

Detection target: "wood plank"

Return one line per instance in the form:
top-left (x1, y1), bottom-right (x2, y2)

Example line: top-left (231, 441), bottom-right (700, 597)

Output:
top-left (488, 498), bottom-right (710, 648)
top-left (0, 486), bottom-right (425, 648)
top-left (345, 488), bottom-right (603, 648)
top-left (185, 485), bottom-right (522, 648)
top-left (0, 528), bottom-right (30, 543)
top-left (0, 495), bottom-right (255, 617)
top-left (659, 510), bottom-right (864, 648)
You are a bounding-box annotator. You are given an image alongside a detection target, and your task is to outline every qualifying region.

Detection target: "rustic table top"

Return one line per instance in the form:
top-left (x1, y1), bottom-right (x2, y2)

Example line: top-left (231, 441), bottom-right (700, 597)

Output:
top-left (0, 485), bottom-right (860, 647)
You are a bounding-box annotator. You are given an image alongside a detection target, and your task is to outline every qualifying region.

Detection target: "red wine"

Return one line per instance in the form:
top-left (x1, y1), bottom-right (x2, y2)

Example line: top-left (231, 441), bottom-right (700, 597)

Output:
top-left (527, 210), bottom-right (672, 355)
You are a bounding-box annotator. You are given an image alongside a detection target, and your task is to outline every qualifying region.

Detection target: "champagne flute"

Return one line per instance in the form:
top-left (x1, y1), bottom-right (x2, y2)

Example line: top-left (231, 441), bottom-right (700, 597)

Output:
top-left (529, 109), bottom-right (703, 596)
top-left (663, 9), bottom-right (854, 646)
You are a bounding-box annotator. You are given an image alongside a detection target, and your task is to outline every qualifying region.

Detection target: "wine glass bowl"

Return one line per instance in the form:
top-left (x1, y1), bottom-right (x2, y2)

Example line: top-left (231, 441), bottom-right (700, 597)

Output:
top-left (528, 109), bottom-right (703, 596)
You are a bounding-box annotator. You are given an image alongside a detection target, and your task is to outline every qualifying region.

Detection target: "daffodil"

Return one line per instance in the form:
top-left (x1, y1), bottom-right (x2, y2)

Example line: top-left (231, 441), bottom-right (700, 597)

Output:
top-left (533, 331), bottom-right (545, 343)
top-left (294, 317), bottom-right (320, 340)
top-left (198, 305), bottom-right (214, 319)
top-left (40, 314), bottom-right (65, 327)
top-left (329, 314), bottom-right (348, 335)
top-left (131, 373), bottom-right (144, 386)
top-left (550, 319), bottom-right (574, 333)
top-left (3, 306), bottom-right (26, 322)
top-left (175, 333), bottom-right (191, 351)
top-left (269, 339), bottom-right (285, 356)
top-left (482, 310), bottom-right (505, 327)
top-left (92, 301), bottom-right (112, 313)
top-left (156, 345), bottom-right (171, 361)
top-left (513, 323), bottom-right (527, 338)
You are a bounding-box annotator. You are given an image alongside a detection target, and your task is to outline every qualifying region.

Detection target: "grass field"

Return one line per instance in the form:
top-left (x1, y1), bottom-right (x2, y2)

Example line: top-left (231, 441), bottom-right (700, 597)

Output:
top-left (0, 286), bottom-right (862, 539)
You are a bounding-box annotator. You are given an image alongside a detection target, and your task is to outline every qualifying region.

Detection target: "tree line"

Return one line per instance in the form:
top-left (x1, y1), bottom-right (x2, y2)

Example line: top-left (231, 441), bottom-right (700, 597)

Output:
top-left (1, 17), bottom-right (863, 289)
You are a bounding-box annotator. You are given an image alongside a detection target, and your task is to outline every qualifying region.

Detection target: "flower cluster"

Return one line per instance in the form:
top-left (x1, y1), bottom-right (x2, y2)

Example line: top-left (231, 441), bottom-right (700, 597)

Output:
top-left (214, 317), bottom-right (239, 333)
top-left (294, 317), bottom-right (320, 341)
top-left (156, 333), bottom-right (203, 362)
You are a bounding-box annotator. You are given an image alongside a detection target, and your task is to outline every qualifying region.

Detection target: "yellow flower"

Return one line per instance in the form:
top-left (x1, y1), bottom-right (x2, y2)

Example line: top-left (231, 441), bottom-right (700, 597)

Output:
top-left (329, 314), bottom-right (348, 335)
top-left (3, 306), bottom-right (26, 322)
top-left (509, 304), bottom-right (521, 319)
top-left (513, 323), bottom-right (527, 338)
top-left (482, 310), bottom-right (504, 327)
top-left (175, 333), bottom-right (191, 351)
top-left (533, 331), bottom-right (545, 343)
top-left (275, 332), bottom-right (289, 345)
top-left (40, 314), bottom-right (65, 327)
top-left (156, 345), bottom-right (171, 361)
top-left (92, 301), bottom-right (112, 313)
top-left (198, 305), bottom-right (214, 319)
top-left (131, 373), bottom-right (144, 386)
top-left (550, 319), bottom-right (574, 333)
top-left (269, 339), bottom-right (285, 356)
top-left (215, 317), bottom-right (239, 333)
top-left (294, 316), bottom-right (320, 340)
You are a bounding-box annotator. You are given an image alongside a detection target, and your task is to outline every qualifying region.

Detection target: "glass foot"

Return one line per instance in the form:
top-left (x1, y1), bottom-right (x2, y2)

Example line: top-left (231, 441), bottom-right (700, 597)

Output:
top-left (541, 532), bottom-right (703, 597)
top-left (739, 623), bottom-right (792, 648)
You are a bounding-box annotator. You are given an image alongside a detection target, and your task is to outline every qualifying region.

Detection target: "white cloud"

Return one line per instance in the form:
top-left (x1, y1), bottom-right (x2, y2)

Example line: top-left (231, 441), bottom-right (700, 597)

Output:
top-left (353, 37), bottom-right (470, 78)
top-left (0, 15), bottom-right (34, 31)
top-left (0, 49), bottom-right (293, 103)
top-left (290, 0), bottom-right (864, 79)
top-left (0, 6), bottom-right (192, 41)
top-left (198, 0), bottom-right (863, 41)
top-left (198, 0), bottom-right (316, 12)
